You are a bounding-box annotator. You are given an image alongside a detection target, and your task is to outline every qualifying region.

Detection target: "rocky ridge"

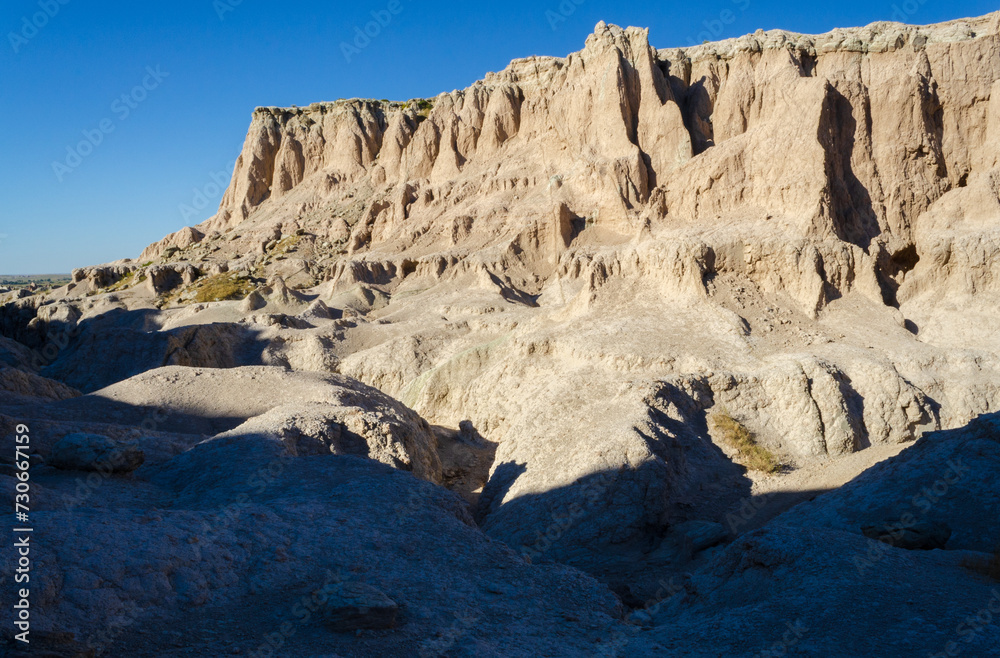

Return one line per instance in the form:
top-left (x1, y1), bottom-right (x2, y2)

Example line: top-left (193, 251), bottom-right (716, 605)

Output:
top-left (2, 12), bottom-right (1000, 657)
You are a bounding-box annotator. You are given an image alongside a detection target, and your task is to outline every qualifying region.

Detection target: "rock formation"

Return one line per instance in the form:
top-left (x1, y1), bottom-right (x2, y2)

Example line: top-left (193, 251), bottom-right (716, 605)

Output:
top-left (2, 11), bottom-right (1000, 657)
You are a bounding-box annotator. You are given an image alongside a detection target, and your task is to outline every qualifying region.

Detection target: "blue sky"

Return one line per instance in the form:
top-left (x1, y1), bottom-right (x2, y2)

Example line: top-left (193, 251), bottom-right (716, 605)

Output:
top-left (0, 0), bottom-right (994, 274)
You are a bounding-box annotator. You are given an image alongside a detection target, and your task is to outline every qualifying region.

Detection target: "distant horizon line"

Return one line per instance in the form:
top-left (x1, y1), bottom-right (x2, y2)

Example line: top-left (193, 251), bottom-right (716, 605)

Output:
top-left (1, 274), bottom-right (72, 279)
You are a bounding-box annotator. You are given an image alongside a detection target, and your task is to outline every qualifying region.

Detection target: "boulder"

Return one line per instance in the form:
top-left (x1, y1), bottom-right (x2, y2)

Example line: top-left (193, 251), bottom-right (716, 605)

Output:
top-left (263, 275), bottom-right (305, 305)
top-left (239, 290), bottom-right (266, 312)
top-left (138, 226), bottom-right (205, 261)
top-left (0, 335), bottom-right (33, 370)
top-left (672, 520), bottom-right (729, 554)
top-left (299, 299), bottom-right (335, 321)
top-left (0, 366), bottom-right (79, 402)
top-left (145, 264), bottom-right (199, 294)
top-left (322, 582), bottom-right (399, 631)
top-left (49, 433), bottom-right (144, 473)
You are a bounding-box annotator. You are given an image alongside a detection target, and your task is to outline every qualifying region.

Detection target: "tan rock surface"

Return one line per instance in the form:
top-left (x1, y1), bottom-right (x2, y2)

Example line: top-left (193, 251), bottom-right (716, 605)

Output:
top-left (2, 12), bottom-right (1000, 656)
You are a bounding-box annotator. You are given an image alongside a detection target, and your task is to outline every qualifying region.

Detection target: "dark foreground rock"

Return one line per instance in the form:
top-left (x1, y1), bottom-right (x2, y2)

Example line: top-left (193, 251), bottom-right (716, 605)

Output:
top-left (48, 433), bottom-right (145, 473)
top-left (322, 582), bottom-right (399, 632)
top-left (861, 520), bottom-right (952, 550)
top-left (0, 389), bottom-right (625, 657)
top-left (626, 414), bottom-right (1000, 657)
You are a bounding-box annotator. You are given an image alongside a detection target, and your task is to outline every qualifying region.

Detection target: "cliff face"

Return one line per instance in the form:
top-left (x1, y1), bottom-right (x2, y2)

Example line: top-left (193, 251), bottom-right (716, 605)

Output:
top-left (136, 13), bottom-right (1000, 323)
top-left (142, 12), bottom-right (1000, 561)
top-left (0, 20), bottom-right (1000, 644)
top-left (5, 15), bottom-right (1000, 656)
top-left (19, 10), bottom-right (998, 587)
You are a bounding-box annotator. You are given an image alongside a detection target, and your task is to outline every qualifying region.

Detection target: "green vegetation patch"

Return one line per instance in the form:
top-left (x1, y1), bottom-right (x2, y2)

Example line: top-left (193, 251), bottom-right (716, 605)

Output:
top-left (105, 270), bottom-right (147, 293)
top-left (192, 273), bottom-right (254, 303)
top-left (273, 234), bottom-right (303, 254)
top-left (710, 412), bottom-right (781, 473)
top-left (402, 98), bottom-right (435, 120)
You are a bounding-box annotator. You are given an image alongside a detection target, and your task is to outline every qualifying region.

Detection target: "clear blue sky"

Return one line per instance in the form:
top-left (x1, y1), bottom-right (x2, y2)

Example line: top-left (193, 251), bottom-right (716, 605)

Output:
top-left (0, 0), bottom-right (993, 274)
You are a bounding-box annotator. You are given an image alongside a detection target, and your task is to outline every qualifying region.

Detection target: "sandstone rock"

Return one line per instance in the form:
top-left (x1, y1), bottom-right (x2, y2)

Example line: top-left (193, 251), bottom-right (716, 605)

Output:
top-left (626, 412), bottom-right (1000, 657)
top-left (139, 226), bottom-right (205, 261)
top-left (2, 13), bottom-right (1000, 657)
top-left (149, 12), bottom-right (998, 321)
top-left (299, 299), bottom-right (334, 321)
top-left (70, 264), bottom-right (136, 291)
top-left (202, 261), bottom-right (229, 276)
top-left (0, 438), bottom-right (624, 656)
top-left (47, 366), bottom-right (443, 482)
top-left (214, 396), bottom-right (442, 482)
top-left (263, 275), bottom-right (305, 305)
top-left (49, 433), bottom-right (144, 473)
top-left (145, 264), bottom-right (200, 294)
top-left (861, 520), bottom-right (952, 550)
top-left (0, 335), bottom-right (33, 370)
top-left (321, 582), bottom-right (398, 632)
top-left (35, 301), bottom-right (82, 329)
top-left (40, 321), bottom-right (262, 392)
top-left (779, 412), bottom-right (1000, 552)
top-left (0, 366), bottom-right (80, 402)
top-left (239, 289), bottom-right (266, 312)
top-left (672, 520), bottom-right (729, 554)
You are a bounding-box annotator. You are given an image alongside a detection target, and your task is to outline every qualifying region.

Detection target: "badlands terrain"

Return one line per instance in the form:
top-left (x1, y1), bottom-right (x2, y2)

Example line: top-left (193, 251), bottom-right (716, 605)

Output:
top-left (3, 11), bottom-right (1000, 657)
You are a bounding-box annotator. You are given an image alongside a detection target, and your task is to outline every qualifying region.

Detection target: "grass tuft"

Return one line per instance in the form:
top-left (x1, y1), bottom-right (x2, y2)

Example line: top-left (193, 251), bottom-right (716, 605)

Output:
top-left (105, 270), bottom-right (146, 293)
top-left (192, 274), bottom-right (253, 303)
top-left (710, 412), bottom-right (781, 473)
top-left (402, 98), bottom-right (434, 121)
